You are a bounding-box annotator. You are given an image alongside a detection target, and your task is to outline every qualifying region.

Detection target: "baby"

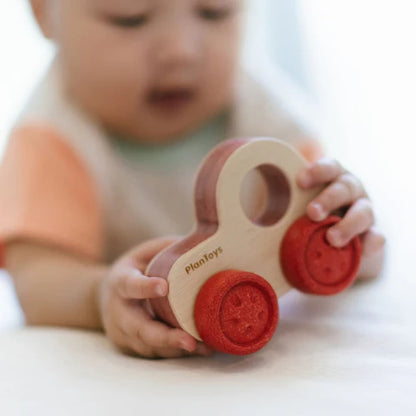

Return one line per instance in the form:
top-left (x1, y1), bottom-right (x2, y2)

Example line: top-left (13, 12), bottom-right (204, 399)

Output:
top-left (0, 0), bottom-right (385, 358)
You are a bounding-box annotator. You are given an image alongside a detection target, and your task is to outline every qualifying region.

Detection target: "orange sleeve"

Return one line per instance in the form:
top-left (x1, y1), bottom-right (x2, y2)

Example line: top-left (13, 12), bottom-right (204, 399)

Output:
top-left (297, 138), bottom-right (325, 163)
top-left (0, 123), bottom-right (104, 266)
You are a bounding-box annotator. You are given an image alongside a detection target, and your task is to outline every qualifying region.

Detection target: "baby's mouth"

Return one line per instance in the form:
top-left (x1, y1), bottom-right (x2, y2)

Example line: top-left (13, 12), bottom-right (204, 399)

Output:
top-left (147, 87), bottom-right (196, 112)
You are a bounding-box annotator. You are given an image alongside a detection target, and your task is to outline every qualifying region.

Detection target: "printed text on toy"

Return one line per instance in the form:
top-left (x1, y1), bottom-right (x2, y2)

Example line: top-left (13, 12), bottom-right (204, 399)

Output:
top-left (185, 247), bottom-right (223, 275)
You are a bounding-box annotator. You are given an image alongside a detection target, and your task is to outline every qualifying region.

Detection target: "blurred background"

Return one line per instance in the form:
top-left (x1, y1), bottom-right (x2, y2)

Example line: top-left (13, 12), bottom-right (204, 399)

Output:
top-left (0, 1), bottom-right (415, 329)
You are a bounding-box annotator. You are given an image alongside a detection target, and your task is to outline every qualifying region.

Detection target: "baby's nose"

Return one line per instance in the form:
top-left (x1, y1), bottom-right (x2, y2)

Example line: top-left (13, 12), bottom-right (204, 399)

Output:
top-left (154, 23), bottom-right (202, 67)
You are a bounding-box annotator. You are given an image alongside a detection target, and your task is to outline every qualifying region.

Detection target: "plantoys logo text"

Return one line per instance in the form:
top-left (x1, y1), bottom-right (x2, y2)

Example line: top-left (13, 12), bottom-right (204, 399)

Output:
top-left (185, 246), bottom-right (223, 275)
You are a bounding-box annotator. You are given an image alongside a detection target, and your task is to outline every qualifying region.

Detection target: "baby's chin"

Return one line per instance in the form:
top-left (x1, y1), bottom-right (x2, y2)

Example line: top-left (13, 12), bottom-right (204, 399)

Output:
top-left (105, 119), bottom-right (204, 145)
top-left (107, 110), bottom-right (224, 145)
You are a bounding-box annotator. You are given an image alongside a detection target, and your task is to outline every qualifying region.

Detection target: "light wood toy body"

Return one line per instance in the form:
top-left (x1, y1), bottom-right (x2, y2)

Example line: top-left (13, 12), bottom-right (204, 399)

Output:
top-left (146, 137), bottom-right (362, 355)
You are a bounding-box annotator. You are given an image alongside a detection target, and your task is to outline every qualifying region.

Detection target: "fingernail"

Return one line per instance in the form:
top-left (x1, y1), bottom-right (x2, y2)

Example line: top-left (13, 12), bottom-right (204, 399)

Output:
top-left (327, 229), bottom-right (343, 246)
top-left (156, 284), bottom-right (167, 297)
top-left (310, 202), bottom-right (325, 221)
top-left (180, 341), bottom-right (193, 352)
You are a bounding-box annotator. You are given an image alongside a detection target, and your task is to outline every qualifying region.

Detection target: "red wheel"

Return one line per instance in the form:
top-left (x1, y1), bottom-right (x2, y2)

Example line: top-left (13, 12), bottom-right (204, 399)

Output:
top-left (194, 270), bottom-right (278, 355)
top-left (280, 215), bottom-right (362, 295)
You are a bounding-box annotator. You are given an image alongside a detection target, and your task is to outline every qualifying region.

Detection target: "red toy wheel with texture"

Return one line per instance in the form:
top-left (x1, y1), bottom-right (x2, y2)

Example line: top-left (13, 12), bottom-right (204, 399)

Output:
top-left (194, 270), bottom-right (278, 355)
top-left (280, 215), bottom-right (362, 295)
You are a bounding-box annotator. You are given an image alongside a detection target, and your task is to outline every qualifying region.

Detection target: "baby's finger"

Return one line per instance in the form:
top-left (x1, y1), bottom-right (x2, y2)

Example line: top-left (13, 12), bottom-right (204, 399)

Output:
top-left (117, 268), bottom-right (168, 299)
top-left (137, 345), bottom-right (209, 359)
top-left (134, 302), bottom-right (214, 356)
top-left (138, 316), bottom-right (197, 352)
top-left (139, 321), bottom-right (214, 357)
top-left (306, 173), bottom-right (367, 221)
top-left (121, 339), bottom-right (172, 359)
top-left (148, 347), bottom-right (195, 359)
top-left (123, 305), bottom-right (197, 352)
top-left (152, 344), bottom-right (213, 359)
top-left (326, 198), bottom-right (374, 247)
top-left (194, 342), bottom-right (214, 356)
top-left (297, 157), bottom-right (345, 188)
top-left (126, 336), bottom-right (212, 359)
top-left (360, 227), bottom-right (386, 256)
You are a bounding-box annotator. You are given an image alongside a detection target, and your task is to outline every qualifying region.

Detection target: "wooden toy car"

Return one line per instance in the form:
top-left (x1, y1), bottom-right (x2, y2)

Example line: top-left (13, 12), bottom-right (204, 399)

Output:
top-left (145, 137), bottom-right (362, 355)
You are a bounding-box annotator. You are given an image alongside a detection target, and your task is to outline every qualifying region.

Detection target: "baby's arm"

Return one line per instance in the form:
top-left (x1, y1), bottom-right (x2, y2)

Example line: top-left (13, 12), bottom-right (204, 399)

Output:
top-left (6, 241), bottom-right (105, 328)
top-left (5, 238), bottom-right (212, 358)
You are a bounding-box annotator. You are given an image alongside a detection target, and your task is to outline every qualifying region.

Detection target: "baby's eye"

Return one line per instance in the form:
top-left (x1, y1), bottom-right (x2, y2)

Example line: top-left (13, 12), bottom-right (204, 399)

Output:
top-left (198, 7), bottom-right (233, 21)
top-left (108, 14), bottom-right (149, 28)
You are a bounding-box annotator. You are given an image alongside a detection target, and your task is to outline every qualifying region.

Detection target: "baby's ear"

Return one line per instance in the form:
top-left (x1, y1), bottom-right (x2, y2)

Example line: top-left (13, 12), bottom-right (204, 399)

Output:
top-left (29, 0), bottom-right (54, 39)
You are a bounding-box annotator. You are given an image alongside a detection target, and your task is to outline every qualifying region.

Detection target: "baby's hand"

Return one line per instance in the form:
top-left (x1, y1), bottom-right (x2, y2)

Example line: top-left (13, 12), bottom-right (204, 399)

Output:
top-left (296, 158), bottom-right (386, 276)
top-left (98, 236), bottom-right (213, 358)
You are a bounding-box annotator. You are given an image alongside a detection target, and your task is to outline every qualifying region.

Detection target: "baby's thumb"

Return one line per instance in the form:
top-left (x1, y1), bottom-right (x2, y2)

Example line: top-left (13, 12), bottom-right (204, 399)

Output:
top-left (117, 268), bottom-right (168, 300)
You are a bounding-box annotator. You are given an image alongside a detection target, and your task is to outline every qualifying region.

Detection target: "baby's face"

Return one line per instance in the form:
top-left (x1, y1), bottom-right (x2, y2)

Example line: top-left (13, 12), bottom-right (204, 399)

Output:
top-left (47, 0), bottom-right (244, 142)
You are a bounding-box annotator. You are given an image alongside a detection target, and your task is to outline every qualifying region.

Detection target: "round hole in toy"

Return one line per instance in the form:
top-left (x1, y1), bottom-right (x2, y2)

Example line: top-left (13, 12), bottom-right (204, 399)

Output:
top-left (239, 164), bottom-right (291, 227)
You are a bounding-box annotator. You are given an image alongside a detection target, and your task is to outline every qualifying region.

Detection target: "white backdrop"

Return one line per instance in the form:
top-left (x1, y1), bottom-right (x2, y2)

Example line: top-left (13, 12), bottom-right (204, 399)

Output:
top-left (0, 1), bottom-right (53, 154)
